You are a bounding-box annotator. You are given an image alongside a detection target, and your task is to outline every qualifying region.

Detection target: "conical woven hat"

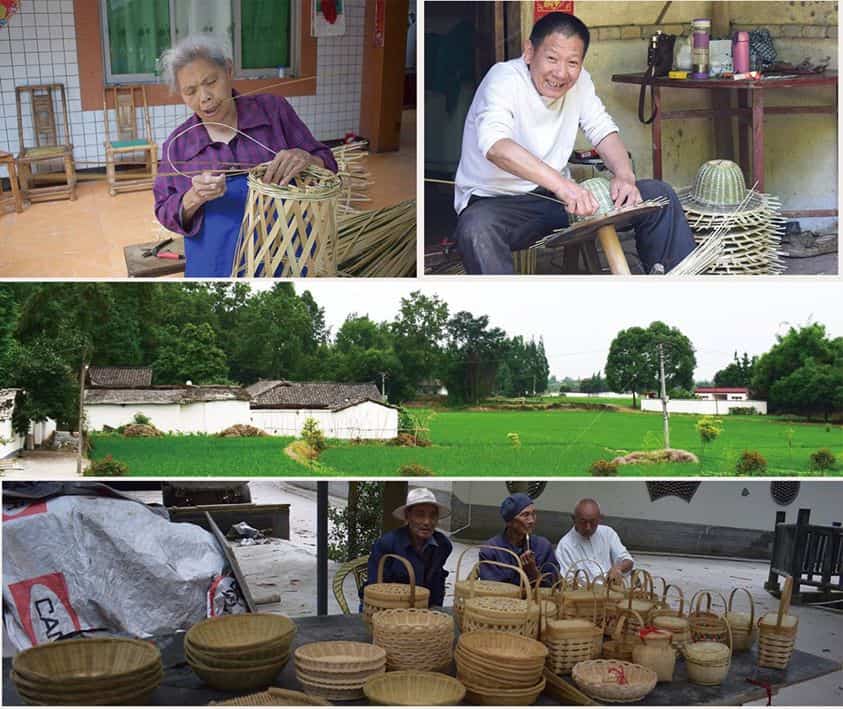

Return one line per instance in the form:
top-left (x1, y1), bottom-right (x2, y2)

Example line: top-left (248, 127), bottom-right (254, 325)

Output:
top-left (678, 160), bottom-right (766, 216)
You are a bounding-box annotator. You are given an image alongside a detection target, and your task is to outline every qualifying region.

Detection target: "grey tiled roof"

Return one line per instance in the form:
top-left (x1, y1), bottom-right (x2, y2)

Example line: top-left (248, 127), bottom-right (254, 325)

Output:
top-left (87, 366), bottom-right (153, 388)
top-left (248, 380), bottom-right (385, 410)
top-left (84, 386), bottom-right (250, 405)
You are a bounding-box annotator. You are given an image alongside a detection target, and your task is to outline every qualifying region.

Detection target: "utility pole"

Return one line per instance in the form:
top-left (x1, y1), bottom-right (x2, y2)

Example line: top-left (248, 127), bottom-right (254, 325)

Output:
top-left (76, 362), bottom-right (88, 476)
top-left (658, 342), bottom-right (670, 449)
top-left (532, 373), bottom-right (536, 397)
top-left (379, 372), bottom-right (387, 400)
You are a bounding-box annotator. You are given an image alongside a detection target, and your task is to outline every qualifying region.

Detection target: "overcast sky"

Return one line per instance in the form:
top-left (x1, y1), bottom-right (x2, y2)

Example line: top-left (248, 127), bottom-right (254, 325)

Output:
top-left (285, 279), bottom-right (843, 380)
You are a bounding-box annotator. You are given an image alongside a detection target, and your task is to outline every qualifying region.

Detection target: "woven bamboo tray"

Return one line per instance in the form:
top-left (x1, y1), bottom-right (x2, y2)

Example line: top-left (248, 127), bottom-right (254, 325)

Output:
top-left (293, 641), bottom-right (386, 674)
top-left (371, 608), bottom-right (453, 671)
top-left (363, 554), bottom-right (430, 625)
top-left (210, 687), bottom-right (332, 705)
top-left (12, 637), bottom-right (162, 688)
top-left (726, 587), bottom-right (756, 653)
top-left (758, 576), bottom-right (798, 670)
top-left (542, 667), bottom-right (598, 705)
top-left (572, 660), bottom-right (657, 703)
top-left (186, 614), bottom-right (296, 655)
top-left (364, 671), bottom-right (466, 706)
top-left (458, 630), bottom-right (548, 668)
top-left (461, 676), bottom-right (546, 706)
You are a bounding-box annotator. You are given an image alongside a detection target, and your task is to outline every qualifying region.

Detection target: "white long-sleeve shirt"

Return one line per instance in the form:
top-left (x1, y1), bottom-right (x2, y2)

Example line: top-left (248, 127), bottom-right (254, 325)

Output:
top-left (555, 525), bottom-right (634, 580)
top-left (454, 58), bottom-right (619, 214)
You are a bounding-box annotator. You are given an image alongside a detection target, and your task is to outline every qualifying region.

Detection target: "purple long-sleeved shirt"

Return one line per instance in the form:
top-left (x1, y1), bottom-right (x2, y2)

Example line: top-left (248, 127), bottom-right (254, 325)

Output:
top-left (154, 91), bottom-right (338, 237)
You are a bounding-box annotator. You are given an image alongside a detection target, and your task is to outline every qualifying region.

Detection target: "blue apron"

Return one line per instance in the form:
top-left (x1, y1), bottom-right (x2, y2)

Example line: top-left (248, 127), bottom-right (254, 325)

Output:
top-left (184, 174), bottom-right (249, 278)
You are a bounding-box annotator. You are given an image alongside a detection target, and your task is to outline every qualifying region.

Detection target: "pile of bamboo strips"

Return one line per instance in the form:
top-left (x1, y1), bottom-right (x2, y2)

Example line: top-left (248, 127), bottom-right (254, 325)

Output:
top-left (331, 141), bottom-right (374, 216)
top-left (336, 199), bottom-right (416, 277)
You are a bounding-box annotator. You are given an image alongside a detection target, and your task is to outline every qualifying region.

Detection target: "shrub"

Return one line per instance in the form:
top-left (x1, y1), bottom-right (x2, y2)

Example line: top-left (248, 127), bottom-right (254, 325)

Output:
top-left (729, 407), bottom-right (758, 416)
top-left (809, 448), bottom-right (837, 471)
top-left (122, 423), bottom-right (162, 437)
top-left (589, 459), bottom-right (619, 476)
top-left (85, 455), bottom-right (129, 476)
top-left (301, 417), bottom-right (326, 453)
top-left (735, 450), bottom-right (767, 475)
top-left (132, 412), bottom-right (151, 426)
top-left (398, 463), bottom-right (434, 476)
top-left (696, 416), bottom-right (723, 444)
top-left (218, 424), bottom-right (267, 438)
top-left (507, 432), bottom-right (522, 449)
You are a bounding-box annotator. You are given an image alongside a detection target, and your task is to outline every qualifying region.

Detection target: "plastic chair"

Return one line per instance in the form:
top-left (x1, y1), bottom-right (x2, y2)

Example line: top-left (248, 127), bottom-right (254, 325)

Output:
top-left (103, 85), bottom-right (158, 195)
top-left (332, 555), bottom-right (369, 614)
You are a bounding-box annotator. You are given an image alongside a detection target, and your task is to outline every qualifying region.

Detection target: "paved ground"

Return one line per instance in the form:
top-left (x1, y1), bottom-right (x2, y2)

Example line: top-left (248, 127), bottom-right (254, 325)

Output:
top-left (0, 450), bottom-right (86, 479)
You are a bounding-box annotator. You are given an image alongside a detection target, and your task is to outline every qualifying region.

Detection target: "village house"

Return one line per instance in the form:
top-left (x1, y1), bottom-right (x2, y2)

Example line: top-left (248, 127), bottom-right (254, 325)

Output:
top-left (695, 386), bottom-right (751, 402)
top-left (248, 381), bottom-right (398, 440)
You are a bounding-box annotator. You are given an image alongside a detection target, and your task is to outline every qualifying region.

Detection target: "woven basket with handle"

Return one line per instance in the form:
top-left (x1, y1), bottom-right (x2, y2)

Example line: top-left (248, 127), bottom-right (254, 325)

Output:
top-left (543, 577), bottom-right (603, 675)
top-left (601, 608), bottom-right (644, 662)
top-left (726, 587), bottom-right (756, 653)
top-left (363, 553), bottom-right (430, 625)
top-left (758, 576), bottom-right (798, 670)
top-left (688, 590), bottom-right (730, 645)
top-left (462, 562), bottom-right (541, 638)
top-left (453, 545), bottom-right (523, 630)
top-left (682, 618), bottom-right (733, 686)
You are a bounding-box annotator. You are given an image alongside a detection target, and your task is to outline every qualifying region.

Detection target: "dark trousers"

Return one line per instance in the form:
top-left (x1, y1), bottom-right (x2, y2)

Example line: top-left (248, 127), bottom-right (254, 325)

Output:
top-left (454, 179), bottom-right (696, 274)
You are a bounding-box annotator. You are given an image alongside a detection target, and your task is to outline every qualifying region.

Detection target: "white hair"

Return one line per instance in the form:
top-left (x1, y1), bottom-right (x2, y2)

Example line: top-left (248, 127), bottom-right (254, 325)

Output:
top-left (158, 33), bottom-right (232, 92)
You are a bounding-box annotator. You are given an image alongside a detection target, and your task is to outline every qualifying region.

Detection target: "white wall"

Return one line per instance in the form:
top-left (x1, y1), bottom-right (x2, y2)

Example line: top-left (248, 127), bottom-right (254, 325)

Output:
top-left (0, 0), bottom-right (365, 174)
top-left (450, 480), bottom-right (843, 532)
top-left (640, 399), bottom-right (767, 415)
top-left (251, 401), bottom-right (398, 440)
top-left (31, 419), bottom-right (56, 446)
top-left (1, 416), bottom-right (24, 458)
top-left (85, 400), bottom-right (250, 434)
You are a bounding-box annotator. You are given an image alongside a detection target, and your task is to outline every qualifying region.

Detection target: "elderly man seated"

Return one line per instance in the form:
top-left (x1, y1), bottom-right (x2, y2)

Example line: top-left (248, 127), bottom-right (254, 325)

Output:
top-left (555, 498), bottom-right (633, 582)
top-left (361, 488), bottom-right (453, 608)
top-left (479, 493), bottom-right (558, 586)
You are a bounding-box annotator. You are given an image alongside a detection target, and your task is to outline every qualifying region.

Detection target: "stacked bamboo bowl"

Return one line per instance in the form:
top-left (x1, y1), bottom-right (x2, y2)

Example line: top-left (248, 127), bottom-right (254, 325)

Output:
top-left (11, 637), bottom-right (163, 706)
top-left (455, 630), bottom-right (548, 705)
top-left (185, 614), bottom-right (296, 692)
top-left (363, 671), bottom-right (466, 706)
top-left (293, 641), bottom-right (386, 700)
top-left (371, 608), bottom-right (454, 671)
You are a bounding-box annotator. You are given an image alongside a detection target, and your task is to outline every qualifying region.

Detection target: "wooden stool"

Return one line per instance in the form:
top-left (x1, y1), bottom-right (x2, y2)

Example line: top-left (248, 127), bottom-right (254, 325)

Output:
top-left (0, 151), bottom-right (24, 213)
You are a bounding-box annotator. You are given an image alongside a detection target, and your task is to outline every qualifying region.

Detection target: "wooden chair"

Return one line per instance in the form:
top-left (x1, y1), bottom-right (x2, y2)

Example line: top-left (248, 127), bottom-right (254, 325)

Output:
top-left (332, 554), bottom-right (369, 615)
top-left (0, 151), bottom-right (24, 214)
top-left (103, 85), bottom-right (158, 196)
top-left (15, 84), bottom-right (77, 203)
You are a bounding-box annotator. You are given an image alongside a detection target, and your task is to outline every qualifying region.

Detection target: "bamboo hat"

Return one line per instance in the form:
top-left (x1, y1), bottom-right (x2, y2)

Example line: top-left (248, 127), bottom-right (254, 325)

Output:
top-left (677, 160), bottom-right (768, 217)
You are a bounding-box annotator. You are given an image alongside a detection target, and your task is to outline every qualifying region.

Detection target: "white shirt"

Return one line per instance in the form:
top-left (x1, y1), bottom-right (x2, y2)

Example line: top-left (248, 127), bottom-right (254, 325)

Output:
top-left (555, 525), bottom-right (634, 580)
top-left (454, 58), bottom-right (619, 214)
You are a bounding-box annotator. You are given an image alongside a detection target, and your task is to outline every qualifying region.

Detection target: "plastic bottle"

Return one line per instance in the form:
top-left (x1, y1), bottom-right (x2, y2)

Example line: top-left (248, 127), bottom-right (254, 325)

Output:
top-left (691, 18), bottom-right (711, 79)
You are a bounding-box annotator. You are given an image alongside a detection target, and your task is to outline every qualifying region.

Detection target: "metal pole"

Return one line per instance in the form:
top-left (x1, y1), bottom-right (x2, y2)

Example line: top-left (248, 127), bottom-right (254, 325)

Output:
top-left (765, 510), bottom-right (787, 592)
top-left (76, 363), bottom-right (88, 476)
top-left (658, 343), bottom-right (670, 449)
top-left (317, 482), bottom-right (328, 616)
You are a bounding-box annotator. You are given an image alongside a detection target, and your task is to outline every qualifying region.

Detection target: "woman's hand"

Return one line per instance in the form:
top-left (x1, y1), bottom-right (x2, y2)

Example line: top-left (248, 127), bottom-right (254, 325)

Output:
top-left (263, 148), bottom-right (318, 186)
top-left (189, 171), bottom-right (227, 205)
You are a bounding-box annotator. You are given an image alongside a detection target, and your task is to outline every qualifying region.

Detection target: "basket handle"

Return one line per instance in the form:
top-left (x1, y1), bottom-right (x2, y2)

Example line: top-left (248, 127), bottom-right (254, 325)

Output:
top-left (377, 553), bottom-right (416, 606)
top-left (566, 566), bottom-right (591, 590)
top-left (776, 576), bottom-right (794, 629)
top-left (456, 543), bottom-right (522, 583)
top-left (727, 587), bottom-right (755, 626)
top-left (630, 568), bottom-right (655, 601)
top-left (468, 559), bottom-right (530, 599)
top-left (661, 583), bottom-right (686, 616)
top-left (653, 575), bottom-right (669, 599)
top-left (689, 589), bottom-right (713, 614)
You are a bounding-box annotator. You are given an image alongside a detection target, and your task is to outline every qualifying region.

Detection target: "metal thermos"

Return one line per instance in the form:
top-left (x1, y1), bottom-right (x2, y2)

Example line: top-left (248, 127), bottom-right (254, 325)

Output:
top-left (691, 18), bottom-right (711, 78)
top-left (732, 31), bottom-right (750, 74)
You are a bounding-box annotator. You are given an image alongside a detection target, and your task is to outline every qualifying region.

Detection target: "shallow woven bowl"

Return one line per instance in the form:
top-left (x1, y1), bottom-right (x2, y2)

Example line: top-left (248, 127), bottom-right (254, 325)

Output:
top-left (461, 676), bottom-right (546, 705)
top-left (12, 662), bottom-right (162, 697)
top-left (372, 608), bottom-right (453, 633)
top-left (293, 641), bottom-right (386, 674)
top-left (12, 668), bottom-right (161, 705)
top-left (186, 614), bottom-right (297, 654)
top-left (572, 660), bottom-right (657, 702)
top-left (186, 640), bottom-right (290, 669)
top-left (12, 638), bottom-right (161, 688)
top-left (295, 665), bottom-right (384, 687)
top-left (458, 630), bottom-right (548, 667)
top-left (364, 670), bottom-right (466, 706)
top-left (297, 679), bottom-right (366, 701)
top-left (455, 647), bottom-right (544, 689)
top-left (186, 644), bottom-right (290, 671)
top-left (188, 653), bottom-right (287, 692)
top-left (210, 687), bottom-right (333, 706)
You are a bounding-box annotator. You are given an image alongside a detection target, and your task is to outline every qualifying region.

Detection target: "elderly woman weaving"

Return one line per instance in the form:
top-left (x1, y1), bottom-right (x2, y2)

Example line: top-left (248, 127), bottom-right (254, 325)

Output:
top-left (153, 33), bottom-right (337, 277)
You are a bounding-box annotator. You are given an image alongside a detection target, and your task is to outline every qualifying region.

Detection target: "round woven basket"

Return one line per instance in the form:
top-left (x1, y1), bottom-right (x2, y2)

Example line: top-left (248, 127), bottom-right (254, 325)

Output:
top-left (688, 590), bottom-right (730, 645)
top-left (726, 587), bottom-right (756, 653)
top-left (185, 641), bottom-right (289, 669)
top-left (210, 687), bottom-right (332, 706)
top-left (458, 630), bottom-right (548, 668)
top-left (363, 671), bottom-right (466, 706)
top-left (363, 554), bottom-right (430, 625)
top-left (186, 614), bottom-right (297, 655)
top-left (293, 641), bottom-right (386, 674)
top-left (12, 669), bottom-right (161, 706)
top-left (682, 639), bottom-right (732, 686)
top-left (461, 676), bottom-right (546, 705)
top-left (453, 546), bottom-right (523, 630)
top-left (572, 659), bottom-right (657, 703)
top-left (371, 608), bottom-right (454, 671)
top-left (651, 614), bottom-right (690, 653)
top-left (187, 653), bottom-right (288, 692)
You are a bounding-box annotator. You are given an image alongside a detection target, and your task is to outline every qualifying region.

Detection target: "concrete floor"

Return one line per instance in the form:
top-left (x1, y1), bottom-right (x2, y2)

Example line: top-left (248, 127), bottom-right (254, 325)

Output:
top-left (0, 111), bottom-right (416, 278)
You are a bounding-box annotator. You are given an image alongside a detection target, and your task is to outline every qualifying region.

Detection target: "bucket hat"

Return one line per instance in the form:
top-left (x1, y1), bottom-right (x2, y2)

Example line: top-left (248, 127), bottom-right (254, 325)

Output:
top-left (393, 487), bottom-right (450, 520)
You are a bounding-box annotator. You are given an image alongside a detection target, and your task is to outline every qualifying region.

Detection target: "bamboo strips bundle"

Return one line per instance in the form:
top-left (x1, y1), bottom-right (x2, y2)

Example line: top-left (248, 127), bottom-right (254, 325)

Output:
top-left (336, 199), bottom-right (416, 277)
top-left (331, 141), bottom-right (374, 216)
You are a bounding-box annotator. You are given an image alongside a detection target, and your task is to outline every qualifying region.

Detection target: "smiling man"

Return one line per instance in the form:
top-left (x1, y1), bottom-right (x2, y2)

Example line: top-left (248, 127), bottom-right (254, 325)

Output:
top-left (453, 12), bottom-right (694, 274)
top-left (478, 493), bottom-right (558, 587)
top-left (361, 488), bottom-right (453, 609)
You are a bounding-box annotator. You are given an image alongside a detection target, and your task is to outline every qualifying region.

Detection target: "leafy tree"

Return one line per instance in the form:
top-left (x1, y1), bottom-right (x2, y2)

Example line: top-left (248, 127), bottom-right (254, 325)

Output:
top-left (152, 323), bottom-right (229, 384)
top-left (580, 371), bottom-right (606, 394)
top-left (443, 311), bottom-right (507, 404)
top-left (328, 482), bottom-right (384, 561)
top-left (11, 339), bottom-right (79, 434)
top-left (391, 291), bottom-right (449, 400)
top-left (714, 352), bottom-right (756, 388)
